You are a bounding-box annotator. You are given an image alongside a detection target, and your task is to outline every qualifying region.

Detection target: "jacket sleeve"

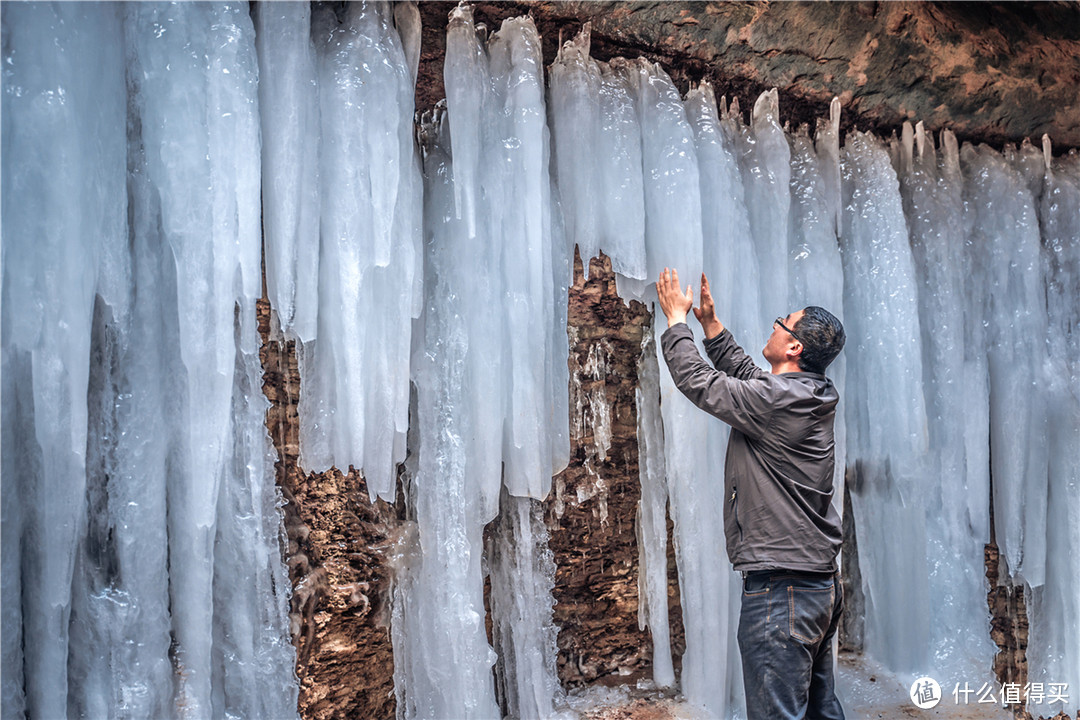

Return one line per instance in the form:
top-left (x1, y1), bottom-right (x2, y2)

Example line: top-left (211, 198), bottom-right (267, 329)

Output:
top-left (661, 323), bottom-right (775, 439)
top-left (703, 328), bottom-right (766, 380)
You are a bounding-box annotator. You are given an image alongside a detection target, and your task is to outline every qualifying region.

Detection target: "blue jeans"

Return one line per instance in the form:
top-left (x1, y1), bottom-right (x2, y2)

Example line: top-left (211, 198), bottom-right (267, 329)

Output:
top-left (737, 570), bottom-right (845, 720)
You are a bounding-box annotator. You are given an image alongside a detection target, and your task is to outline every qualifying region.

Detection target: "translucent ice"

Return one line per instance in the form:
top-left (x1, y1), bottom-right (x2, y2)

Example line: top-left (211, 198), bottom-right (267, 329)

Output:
top-left (488, 491), bottom-right (563, 719)
top-left (896, 123), bottom-right (995, 684)
top-left (4, 4), bottom-right (296, 717)
top-left (399, 109), bottom-right (501, 720)
top-left (1021, 142), bottom-right (1080, 718)
top-left (1, 5), bottom-right (126, 715)
top-left (634, 323), bottom-right (675, 688)
top-left (961, 143), bottom-right (1049, 588)
top-left (299, 2), bottom-right (420, 501)
top-left (254, 1), bottom-right (321, 342)
top-left (840, 131), bottom-right (929, 672)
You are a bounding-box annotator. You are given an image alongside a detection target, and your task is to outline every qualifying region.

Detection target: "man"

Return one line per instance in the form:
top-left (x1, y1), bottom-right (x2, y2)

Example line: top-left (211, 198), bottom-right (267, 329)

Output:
top-left (655, 268), bottom-right (847, 720)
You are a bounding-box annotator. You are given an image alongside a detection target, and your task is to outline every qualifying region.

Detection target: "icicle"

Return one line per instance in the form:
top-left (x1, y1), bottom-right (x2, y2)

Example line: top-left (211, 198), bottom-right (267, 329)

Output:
top-left (489, 15), bottom-right (558, 500)
top-left (445, 4), bottom-right (488, 239)
top-left (900, 121), bottom-right (915, 176)
top-left (1027, 136), bottom-right (1080, 720)
top-left (299, 1), bottom-right (420, 501)
top-left (634, 323), bottom-right (674, 688)
top-left (961, 143), bottom-right (1048, 588)
top-left (402, 107), bottom-right (501, 720)
top-left (840, 131), bottom-right (929, 673)
top-left (254, 1), bottom-right (321, 343)
top-left (549, 24), bottom-right (603, 276)
top-left (896, 121), bottom-right (996, 687)
top-left (1, 5), bottom-right (126, 716)
top-left (741, 89), bottom-right (791, 331)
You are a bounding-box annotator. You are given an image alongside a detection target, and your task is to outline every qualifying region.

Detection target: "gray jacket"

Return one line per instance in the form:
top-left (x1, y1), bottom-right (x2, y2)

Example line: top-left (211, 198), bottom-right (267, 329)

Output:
top-left (660, 323), bottom-right (843, 573)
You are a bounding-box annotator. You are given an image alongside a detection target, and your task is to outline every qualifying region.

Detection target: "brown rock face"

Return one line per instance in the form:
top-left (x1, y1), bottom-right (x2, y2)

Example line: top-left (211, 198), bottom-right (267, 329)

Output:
top-left (545, 252), bottom-right (685, 688)
top-left (416, 1), bottom-right (1080, 150)
top-left (258, 299), bottom-right (402, 720)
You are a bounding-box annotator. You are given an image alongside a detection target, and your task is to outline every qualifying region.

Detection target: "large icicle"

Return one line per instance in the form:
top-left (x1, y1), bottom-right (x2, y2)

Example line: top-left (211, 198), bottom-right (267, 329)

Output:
top-left (630, 59), bottom-right (734, 718)
top-left (299, 2), bottom-right (420, 501)
top-left (895, 123), bottom-right (995, 686)
top-left (739, 89), bottom-right (792, 330)
top-left (443, 4), bottom-right (504, 516)
top-left (684, 81), bottom-right (761, 715)
top-left (548, 26), bottom-right (603, 274)
top-left (840, 131), bottom-right (929, 673)
top-left (1, 6), bottom-right (126, 716)
top-left (399, 109), bottom-right (501, 720)
top-left (961, 143), bottom-right (1049, 588)
top-left (1020, 142), bottom-right (1080, 719)
top-left (634, 321), bottom-right (675, 689)
top-left (254, 1), bottom-right (321, 342)
top-left (488, 16), bottom-right (560, 499)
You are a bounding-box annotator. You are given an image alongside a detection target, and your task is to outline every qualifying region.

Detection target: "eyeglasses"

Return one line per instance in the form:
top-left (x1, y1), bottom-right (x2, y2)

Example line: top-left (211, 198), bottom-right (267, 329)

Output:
top-left (774, 317), bottom-right (803, 343)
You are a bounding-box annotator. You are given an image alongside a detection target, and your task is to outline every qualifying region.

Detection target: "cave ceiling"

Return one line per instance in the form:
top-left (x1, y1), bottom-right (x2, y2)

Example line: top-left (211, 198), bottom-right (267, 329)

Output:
top-left (411, 1), bottom-right (1080, 151)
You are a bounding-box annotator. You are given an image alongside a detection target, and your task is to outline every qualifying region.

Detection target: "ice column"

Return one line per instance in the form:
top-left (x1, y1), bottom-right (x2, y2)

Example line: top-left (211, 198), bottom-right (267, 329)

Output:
top-left (254, 1), bottom-right (321, 342)
top-left (396, 11), bottom-right (568, 718)
top-left (632, 60), bottom-right (737, 717)
top-left (839, 131), bottom-right (930, 672)
top-left (634, 322), bottom-right (675, 689)
top-left (737, 89), bottom-right (792, 331)
top-left (298, 2), bottom-right (421, 501)
top-left (895, 123), bottom-right (995, 683)
top-left (400, 108), bottom-right (501, 720)
top-left (549, 27), bottom-right (647, 283)
top-left (960, 144), bottom-right (1049, 588)
top-left (1020, 143), bottom-right (1080, 718)
top-left (1, 6), bottom-right (126, 716)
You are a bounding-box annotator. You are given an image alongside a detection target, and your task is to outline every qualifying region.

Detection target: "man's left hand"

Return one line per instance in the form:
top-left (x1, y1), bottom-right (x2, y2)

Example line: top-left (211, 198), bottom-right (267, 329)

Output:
top-left (656, 268), bottom-right (693, 328)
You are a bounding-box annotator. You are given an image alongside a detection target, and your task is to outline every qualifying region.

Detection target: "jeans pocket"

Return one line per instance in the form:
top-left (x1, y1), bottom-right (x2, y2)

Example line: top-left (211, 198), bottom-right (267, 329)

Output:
top-left (787, 583), bottom-right (834, 645)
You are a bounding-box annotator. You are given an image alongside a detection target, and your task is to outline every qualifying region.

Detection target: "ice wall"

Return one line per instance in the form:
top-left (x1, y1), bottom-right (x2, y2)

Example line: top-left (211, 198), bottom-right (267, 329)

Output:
top-left (2, 5), bottom-right (126, 715)
top-left (5, 3), bottom-right (1080, 719)
top-left (2, 3), bottom-right (296, 719)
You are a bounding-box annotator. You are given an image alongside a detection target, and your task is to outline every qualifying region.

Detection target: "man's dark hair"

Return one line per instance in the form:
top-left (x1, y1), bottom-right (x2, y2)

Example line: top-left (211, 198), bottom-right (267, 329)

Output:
top-left (793, 306), bottom-right (845, 374)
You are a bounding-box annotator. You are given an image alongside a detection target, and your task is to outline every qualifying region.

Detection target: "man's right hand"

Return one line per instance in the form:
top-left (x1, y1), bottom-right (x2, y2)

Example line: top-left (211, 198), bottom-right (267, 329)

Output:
top-left (693, 273), bottom-right (725, 339)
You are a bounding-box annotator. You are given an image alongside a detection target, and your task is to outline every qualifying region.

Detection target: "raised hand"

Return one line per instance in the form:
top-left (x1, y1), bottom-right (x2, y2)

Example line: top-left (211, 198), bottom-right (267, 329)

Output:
top-left (692, 273), bottom-right (724, 338)
top-left (656, 268), bottom-right (694, 328)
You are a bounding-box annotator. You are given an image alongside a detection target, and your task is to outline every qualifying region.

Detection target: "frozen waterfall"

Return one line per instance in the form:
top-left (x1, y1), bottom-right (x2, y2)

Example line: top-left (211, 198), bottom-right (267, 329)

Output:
top-left (3, 3), bottom-right (1078, 720)
top-left (3, 3), bottom-right (296, 718)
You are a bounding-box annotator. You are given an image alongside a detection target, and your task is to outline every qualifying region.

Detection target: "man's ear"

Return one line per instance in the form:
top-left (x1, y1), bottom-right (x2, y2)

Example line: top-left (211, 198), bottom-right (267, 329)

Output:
top-left (787, 341), bottom-right (803, 361)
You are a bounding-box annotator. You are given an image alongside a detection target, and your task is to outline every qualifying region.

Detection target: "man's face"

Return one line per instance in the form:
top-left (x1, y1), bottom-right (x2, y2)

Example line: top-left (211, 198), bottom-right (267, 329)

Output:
top-left (763, 309), bottom-right (805, 365)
